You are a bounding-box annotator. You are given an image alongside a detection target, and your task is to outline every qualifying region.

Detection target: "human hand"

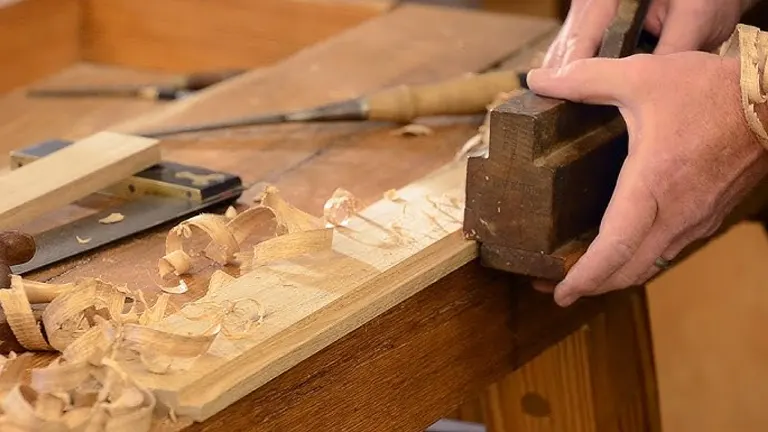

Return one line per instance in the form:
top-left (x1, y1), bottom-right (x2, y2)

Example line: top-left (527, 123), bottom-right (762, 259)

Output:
top-left (543, 0), bottom-right (757, 68)
top-left (526, 52), bottom-right (768, 307)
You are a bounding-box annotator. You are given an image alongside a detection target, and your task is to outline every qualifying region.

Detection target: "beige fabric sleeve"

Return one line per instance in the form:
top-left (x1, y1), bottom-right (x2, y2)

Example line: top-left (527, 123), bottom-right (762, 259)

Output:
top-left (720, 24), bottom-right (768, 147)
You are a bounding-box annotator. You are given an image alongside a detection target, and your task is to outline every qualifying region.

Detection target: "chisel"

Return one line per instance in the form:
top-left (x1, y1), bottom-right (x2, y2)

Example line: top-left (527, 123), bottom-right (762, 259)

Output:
top-left (135, 70), bottom-right (531, 137)
top-left (27, 69), bottom-right (247, 101)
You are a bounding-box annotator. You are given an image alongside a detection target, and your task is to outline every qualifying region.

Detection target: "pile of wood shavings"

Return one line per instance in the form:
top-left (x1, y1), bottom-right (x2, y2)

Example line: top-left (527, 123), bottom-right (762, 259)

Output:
top-left (0, 184), bottom-right (364, 431)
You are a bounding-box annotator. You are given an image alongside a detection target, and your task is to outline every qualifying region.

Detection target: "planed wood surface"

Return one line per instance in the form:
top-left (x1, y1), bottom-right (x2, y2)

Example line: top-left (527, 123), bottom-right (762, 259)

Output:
top-left (81, 0), bottom-right (395, 73)
top-left (0, 0), bottom-right (80, 92)
top-left (0, 132), bottom-right (160, 230)
top-left (140, 160), bottom-right (474, 420)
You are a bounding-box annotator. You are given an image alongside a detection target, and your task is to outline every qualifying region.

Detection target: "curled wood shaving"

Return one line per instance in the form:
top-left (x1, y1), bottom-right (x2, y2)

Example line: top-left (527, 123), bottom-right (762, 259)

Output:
top-left (225, 206), bottom-right (238, 219)
top-left (323, 188), bottom-right (358, 227)
top-left (159, 214), bottom-right (239, 277)
top-left (260, 186), bottom-right (323, 234)
top-left (115, 323), bottom-right (218, 359)
top-left (1, 356), bottom-right (157, 431)
top-left (454, 90), bottom-right (521, 161)
top-left (390, 123), bottom-right (434, 137)
top-left (160, 280), bottom-right (188, 295)
top-left (158, 249), bottom-right (191, 278)
top-left (98, 213), bottom-right (125, 224)
top-left (76, 236), bottom-right (91, 244)
top-left (238, 229), bottom-right (333, 272)
top-left (0, 353), bottom-right (31, 396)
top-left (0, 276), bottom-right (52, 351)
top-left (42, 278), bottom-right (129, 351)
top-left (17, 278), bottom-right (74, 304)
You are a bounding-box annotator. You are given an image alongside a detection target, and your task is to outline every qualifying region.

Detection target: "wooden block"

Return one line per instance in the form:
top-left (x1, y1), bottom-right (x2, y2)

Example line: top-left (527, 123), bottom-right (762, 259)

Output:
top-left (0, 131), bottom-right (160, 230)
top-left (81, 0), bottom-right (396, 72)
top-left (0, 0), bottom-right (80, 92)
top-left (463, 94), bottom-right (626, 279)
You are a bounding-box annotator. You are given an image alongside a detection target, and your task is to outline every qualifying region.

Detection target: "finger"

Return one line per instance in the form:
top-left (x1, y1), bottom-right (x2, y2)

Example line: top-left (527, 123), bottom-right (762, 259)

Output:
top-left (541, 33), bottom-right (568, 69)
top-left (634, 215), bottom-right (723, 284)
top-left (553, 165), bottom-right (657, 307)
top-left (599, 219), bottom-right (676, 291)
top-left (531, 279), bottom-right (556, 293)
top-left (541, 0), bottom-right (618, 68)
top-left (653, 6), bottom-right (711, 54)
top-left (559, 0), bottom-right (619, 65)
top-left (526, 58), bottom-right (633, 106)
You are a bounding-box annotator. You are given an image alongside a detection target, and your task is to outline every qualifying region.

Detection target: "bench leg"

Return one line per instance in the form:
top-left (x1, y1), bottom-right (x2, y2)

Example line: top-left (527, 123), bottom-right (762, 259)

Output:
top-left (452, 287), bottom-right (661, 432)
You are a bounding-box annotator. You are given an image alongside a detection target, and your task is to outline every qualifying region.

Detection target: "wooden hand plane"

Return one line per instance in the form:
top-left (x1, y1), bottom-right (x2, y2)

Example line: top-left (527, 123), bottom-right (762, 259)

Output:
top-left (463, 0), bottom-right (652, 280)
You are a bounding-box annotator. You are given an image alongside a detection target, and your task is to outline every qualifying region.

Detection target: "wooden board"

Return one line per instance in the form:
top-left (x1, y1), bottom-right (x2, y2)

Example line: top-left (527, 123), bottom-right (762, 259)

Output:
top-left (0, 0), bottom-right (80, 92)
top-left (134, 160), bottom-right (473, 420)
top-left (81, 0), bottom-right (396, 73)
top-left (0, 131), bottom-right (160, 230)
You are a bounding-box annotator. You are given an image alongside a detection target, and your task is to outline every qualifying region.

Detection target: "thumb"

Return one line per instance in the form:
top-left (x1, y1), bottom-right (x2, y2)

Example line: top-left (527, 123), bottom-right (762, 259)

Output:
top-left (526, 58), bottom-right (632, 106)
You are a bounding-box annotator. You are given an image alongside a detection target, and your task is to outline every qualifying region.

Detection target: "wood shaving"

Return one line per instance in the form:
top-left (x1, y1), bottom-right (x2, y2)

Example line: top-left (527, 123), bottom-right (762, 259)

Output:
top-left (454, 90), bottom-right (521, 161)
top-left (160, 280), bottom-right (188, 295)
top-left (238, 229), bottom-right (333, 272)
top-left (323, 188), bottom-right (358, 227)
top-left (390, 123), bottom-right (434, 137)
top-left (0, 183), bottom-right (373, 430)
top-left (16, 278), bottom-right (74, 304)
top-left (76, 236), bottom-right (91, 244)
top-left (98, 213), bottom-right (125, 224)
top-left (0, 276), bottom-right (52, 351)
top-left (259, 186), bottom-right (323, 234)
top-left (224, 206), bottom-right (238, 219)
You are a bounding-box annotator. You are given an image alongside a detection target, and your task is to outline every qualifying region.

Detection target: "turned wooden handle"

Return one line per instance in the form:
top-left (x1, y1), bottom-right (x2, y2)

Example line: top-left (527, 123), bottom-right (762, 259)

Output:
top-left (366, 70), bottom-right (522, 122)
top-left (0, 231), bottom-right (35, 288)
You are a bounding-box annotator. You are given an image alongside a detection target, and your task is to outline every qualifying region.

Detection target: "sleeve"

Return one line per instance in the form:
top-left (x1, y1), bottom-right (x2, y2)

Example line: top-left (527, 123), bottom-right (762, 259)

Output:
top-left (719, 24), bottom-right (768, 148)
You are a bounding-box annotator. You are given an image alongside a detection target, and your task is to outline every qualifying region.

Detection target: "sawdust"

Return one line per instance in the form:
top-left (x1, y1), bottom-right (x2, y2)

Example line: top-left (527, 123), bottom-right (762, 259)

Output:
top-left (160, 280), bottom-right (188, 295)
top-left (98, 213), bottom-right (125, 225)
top-left (390, 123), bottom-right (434, 137)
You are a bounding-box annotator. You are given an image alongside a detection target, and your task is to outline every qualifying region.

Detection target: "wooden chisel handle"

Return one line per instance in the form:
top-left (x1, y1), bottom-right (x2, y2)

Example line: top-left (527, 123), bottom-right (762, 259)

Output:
top-left (366, 70), bottom-right (522, 122)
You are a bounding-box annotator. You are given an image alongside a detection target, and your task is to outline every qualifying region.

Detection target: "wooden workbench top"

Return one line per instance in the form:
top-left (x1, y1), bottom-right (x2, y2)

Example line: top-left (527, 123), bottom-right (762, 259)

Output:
top-left (0, 5), bottom-right (661, 431)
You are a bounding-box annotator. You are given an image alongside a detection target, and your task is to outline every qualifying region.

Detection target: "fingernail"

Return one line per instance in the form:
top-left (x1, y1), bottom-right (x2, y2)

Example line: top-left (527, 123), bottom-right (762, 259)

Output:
top-left (525, 69), bottom-right (549, 88)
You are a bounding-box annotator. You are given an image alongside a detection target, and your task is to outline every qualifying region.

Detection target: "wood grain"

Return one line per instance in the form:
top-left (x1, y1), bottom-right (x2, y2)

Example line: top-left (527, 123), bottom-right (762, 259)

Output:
top-left (0, 0), bottom-right (80, 92)
top-left (81, 0), bottom-right (395, 73)
top-left (0, 132), bottom-right (160, 230)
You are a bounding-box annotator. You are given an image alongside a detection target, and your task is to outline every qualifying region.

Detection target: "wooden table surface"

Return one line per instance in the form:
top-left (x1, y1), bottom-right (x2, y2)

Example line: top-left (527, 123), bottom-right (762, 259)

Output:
top-left (3, 5), bottom-right (660, 431)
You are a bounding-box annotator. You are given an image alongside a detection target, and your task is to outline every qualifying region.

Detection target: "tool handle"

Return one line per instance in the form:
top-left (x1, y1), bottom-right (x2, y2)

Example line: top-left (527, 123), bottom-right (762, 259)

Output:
top-left (366, 70), bottom-right (522, 122)
top-left (178, 69), bottom-right (248, 91)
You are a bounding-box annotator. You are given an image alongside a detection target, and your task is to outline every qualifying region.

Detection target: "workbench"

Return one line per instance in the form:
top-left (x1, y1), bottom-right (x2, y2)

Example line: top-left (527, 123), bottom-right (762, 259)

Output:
top-left (0, 3), bottom-right (665, 431)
